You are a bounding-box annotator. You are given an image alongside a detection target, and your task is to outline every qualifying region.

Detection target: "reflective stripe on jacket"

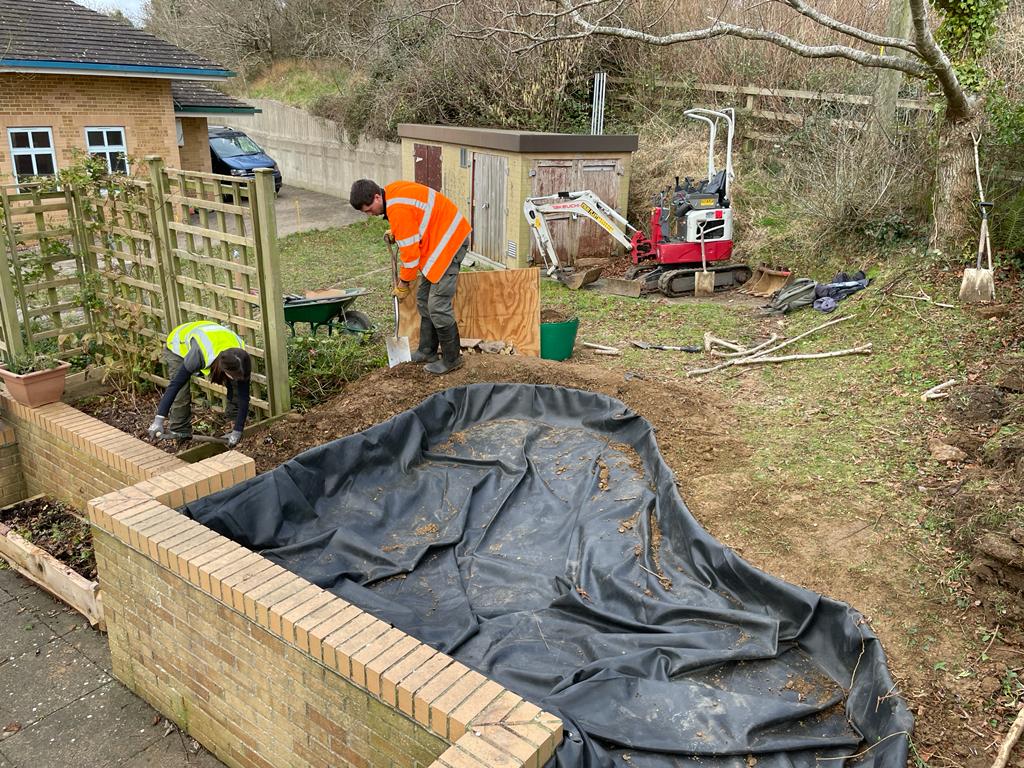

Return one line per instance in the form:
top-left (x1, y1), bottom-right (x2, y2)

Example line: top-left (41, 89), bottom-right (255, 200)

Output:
top-left (166, 321), bottom-right (244, 375)
top-left (385, 181), bottom-right (471, 284)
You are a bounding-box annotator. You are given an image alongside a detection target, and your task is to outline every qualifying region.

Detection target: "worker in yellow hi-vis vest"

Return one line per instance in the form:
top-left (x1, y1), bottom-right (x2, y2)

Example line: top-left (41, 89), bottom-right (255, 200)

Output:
top-left (147, 321), bottom-right (251, 447)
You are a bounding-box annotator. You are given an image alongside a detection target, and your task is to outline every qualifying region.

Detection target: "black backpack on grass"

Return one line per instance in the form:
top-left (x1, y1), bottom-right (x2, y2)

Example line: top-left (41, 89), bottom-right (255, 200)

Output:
top-left (764, 278), bottom-right (818, 315)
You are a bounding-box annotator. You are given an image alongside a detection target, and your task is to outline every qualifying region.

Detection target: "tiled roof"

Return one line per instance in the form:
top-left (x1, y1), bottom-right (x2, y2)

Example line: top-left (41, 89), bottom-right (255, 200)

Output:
top-left (0, 0), bottom-right (230, 75)
top-left (172, 81), bottom-right (257, 113)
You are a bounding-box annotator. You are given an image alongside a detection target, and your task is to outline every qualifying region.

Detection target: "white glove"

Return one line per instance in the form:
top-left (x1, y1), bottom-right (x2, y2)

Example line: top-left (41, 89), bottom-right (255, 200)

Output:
top-left (227, 430), bottom-right (243, 448)
top-left (147, 415), bottom-right (166, 439)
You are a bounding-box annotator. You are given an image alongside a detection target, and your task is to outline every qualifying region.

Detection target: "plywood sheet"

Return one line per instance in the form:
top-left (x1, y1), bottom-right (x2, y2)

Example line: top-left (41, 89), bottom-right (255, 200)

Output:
top-left (398, 268), bottom-right (540, 356)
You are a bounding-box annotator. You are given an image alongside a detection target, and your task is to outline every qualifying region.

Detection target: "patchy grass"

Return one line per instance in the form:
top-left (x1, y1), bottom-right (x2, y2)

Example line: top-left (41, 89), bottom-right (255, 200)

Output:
top-left (241, 59), bottom-right (350, 107)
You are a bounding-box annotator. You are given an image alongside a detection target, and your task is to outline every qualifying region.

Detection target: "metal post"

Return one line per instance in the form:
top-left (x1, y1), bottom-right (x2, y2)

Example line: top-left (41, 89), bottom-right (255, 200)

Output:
top-left (591, 71), bottom-right (607, 135)
top-left (251, 168), bottom-right (291, 416)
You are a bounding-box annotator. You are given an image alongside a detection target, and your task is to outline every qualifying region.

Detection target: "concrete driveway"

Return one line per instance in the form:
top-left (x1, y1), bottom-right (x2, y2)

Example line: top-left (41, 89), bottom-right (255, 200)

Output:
top-left (274, 185), bottom-right (362, 236)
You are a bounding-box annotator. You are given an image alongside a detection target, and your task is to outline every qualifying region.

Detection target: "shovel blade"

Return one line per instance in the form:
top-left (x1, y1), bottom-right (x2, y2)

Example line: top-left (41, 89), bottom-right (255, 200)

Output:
top-left (694, 270), bottom-right (716, 297)
top-left (959, 268), bottom-right (995, 303)
top-left (386, 335), bottom-right (412, 367)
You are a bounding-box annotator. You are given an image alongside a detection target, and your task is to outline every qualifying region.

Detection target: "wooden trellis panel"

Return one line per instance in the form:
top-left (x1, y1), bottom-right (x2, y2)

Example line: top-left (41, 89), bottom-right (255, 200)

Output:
top-left (0, 159), bottom-right (290, 422)
top-left (0, 185), bottom-right (88, 359)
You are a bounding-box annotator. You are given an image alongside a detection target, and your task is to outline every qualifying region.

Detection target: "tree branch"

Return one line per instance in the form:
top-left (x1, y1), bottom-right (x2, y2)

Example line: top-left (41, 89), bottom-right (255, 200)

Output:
top-left (782, 0), bottom-right (919, 55)
top-left (555, 1), bottom-right (930, 76)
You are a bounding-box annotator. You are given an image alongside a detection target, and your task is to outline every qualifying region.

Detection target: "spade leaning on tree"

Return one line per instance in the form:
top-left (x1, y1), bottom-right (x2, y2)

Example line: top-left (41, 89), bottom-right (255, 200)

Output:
top-left (148, 321), bottom-right (252, 447)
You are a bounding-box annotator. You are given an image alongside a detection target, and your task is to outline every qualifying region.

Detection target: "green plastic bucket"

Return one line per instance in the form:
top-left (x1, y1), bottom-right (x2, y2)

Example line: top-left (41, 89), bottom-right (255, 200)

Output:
top-left (540, 317), bottom-right (579, 361)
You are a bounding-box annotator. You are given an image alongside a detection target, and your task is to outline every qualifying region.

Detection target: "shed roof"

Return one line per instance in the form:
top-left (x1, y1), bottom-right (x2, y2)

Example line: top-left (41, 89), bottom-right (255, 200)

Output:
top-left (172, 81), bottom-right (258, 115)
top-left (0, 0), bottom-right (231, 79)
top-left (398, 124), bottom-right (638, 153)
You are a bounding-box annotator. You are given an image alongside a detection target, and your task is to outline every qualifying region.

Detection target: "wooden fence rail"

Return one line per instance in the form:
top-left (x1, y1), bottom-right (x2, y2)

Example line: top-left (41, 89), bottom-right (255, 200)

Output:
top-left (608, 77), bottom-right (933, 141)
top-left (0, 159), bottom-right (291, 421)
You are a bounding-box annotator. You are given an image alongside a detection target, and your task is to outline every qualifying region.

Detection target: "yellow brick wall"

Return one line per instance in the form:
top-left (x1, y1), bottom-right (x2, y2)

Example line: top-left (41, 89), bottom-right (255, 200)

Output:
top-left (0, 393), bottom-right (185, 509)
top-left (0, 73), bottom-right (181, 184)
top-left (177, 116), bottom-right (213, 173)
top-left (0, 421), bottom-right (26, 508)
top-left (89, 466), bottom-right (563, 768)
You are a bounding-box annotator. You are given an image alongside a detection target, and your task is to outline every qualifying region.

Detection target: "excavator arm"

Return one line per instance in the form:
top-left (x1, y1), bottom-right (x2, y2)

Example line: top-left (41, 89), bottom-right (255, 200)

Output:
top-left (523, 190), bottom-right (637, 276)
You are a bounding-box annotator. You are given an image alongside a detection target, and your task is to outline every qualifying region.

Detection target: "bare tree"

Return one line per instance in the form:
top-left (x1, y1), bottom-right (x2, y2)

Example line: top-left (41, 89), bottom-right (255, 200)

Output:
top-left (445, 0), bottom-right (989, 249)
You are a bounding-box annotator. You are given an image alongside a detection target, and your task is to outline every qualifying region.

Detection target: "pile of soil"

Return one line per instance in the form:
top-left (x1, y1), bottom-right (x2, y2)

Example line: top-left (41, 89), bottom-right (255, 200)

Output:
top-left (0, 497), bottom-right (97, 580)
top-left (239, 355), bottom-right (747, 477)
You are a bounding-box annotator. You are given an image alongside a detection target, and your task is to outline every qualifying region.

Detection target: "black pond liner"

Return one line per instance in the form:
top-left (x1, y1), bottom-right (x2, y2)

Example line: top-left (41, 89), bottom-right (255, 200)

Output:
top-left (183, 384), bottom-right (912, 767)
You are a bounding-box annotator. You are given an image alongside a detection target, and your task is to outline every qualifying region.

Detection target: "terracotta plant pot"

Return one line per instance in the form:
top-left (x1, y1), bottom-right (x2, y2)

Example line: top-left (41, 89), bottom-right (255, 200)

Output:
top-left (0, 362), bottom-right (71, 408)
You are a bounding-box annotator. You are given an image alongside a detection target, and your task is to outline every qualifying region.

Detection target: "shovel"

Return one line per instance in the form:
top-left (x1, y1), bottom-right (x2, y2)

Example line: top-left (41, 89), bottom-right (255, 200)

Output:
top-left (630, 340), bottom-right (702, 353)
top-left (959, 133), bottom-right (995, 303)
top-left (694, 228), bottom-right (715, 297)
top-left (385, 239), bottom-right (412, 366)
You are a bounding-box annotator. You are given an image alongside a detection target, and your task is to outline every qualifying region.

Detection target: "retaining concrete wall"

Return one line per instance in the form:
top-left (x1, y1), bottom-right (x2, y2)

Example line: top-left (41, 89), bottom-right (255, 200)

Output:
top-left (230, 100), bottom-right (402, 197)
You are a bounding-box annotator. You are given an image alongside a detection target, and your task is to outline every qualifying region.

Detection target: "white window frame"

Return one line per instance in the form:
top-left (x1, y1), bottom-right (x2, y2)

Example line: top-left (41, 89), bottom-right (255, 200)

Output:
top-left (85, 126), bottom-right (129, 174)
top-left (8, 127), bottom-right (58, 186)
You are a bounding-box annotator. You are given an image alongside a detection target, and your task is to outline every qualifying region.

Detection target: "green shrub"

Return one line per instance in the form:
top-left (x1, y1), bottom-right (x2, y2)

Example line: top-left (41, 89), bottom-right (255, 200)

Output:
top-left (287, 333), bottom-right (385, 410)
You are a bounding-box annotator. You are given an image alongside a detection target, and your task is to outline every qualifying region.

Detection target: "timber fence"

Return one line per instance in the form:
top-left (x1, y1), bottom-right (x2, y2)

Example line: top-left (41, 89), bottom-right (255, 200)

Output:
top-left (0, 158), bottom-right (290, 421)
top-left (609, 78), bottom-right (934, 142)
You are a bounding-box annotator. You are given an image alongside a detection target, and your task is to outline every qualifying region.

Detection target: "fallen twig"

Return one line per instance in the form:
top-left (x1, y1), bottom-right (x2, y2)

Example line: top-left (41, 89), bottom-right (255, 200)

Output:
top-left (895, 293), bottom-right (955, 309)
top-left (992, 705), bottom-right (1024, 768)
top-left (920, 379), bottom-right (958, 401)
top-left (711, 334), bottom-right (779, 358)
top-left (703, 333), bottom-right (747, 353)
top-left (582, 342), bottom-right (620, 353)
top-left (730, 344), bottom-right (872, 366)
top-left (591, 349), bottom-right (621, 356)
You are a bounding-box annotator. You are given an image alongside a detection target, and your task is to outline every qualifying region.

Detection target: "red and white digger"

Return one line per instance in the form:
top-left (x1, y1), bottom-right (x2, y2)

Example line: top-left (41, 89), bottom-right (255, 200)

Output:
top-left (524, 107), bottom-right (753, 297)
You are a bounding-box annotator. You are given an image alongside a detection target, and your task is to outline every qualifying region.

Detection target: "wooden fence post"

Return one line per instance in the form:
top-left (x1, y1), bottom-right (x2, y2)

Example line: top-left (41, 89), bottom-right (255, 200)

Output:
top-left (0, 192), bottom-right (25, 360)
top-left (251, 168), bottom-right (291, 416)
top-left (146, 156), bottom-right (182, 331)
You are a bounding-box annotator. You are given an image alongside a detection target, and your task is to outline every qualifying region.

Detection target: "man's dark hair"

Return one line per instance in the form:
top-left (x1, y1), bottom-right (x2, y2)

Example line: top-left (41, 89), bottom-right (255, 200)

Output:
top-left (209, 348), bottom-right (251, 386)
top-left (349, 179), bottom-right (382, 210)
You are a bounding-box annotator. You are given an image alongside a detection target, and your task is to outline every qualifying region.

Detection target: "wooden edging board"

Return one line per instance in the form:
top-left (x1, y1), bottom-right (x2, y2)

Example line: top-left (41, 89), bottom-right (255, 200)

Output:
top-left (0, 496), bottom-right (105, 629)
top-left (397, 267), bottom-right (540, 356)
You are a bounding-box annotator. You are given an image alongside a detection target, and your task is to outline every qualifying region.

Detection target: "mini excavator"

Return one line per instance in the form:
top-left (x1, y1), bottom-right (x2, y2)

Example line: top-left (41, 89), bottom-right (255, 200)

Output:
top-left (524, 107), bottom-right (757, 297)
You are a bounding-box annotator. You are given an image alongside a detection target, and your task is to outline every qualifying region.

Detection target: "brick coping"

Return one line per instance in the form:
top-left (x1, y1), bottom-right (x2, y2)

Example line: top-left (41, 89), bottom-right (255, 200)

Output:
top-left (88, 456), bottom-right (563, 768)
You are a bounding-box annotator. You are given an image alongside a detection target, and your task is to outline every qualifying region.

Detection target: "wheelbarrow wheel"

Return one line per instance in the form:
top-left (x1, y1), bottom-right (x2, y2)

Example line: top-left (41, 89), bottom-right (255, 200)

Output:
top-left (341, 309), bottom-right (373, 334)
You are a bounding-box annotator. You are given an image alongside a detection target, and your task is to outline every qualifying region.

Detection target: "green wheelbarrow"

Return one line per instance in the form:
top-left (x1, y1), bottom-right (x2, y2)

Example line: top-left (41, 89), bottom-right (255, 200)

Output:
top-left (283, 288), bottom-right (373, 336)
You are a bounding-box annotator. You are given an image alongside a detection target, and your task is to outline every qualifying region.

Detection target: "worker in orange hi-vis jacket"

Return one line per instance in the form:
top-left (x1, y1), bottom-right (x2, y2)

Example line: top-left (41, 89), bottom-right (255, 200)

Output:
top-left (350, 178), bottom-right (471, 375)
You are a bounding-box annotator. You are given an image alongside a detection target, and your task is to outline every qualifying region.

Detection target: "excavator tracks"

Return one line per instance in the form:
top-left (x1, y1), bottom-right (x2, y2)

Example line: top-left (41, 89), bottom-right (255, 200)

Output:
top-left (630, 263), bottom-right (753, 297)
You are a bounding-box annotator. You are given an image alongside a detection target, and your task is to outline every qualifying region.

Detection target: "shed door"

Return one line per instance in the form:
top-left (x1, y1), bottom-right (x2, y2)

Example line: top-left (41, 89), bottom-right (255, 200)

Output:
top-left (471, 152), bottom-right (508, 264)
top-left (414, 143), bottom-right (442, 191)
top-left (576, 159), bottom-right (624, 259)
top-left (531, 160), bottom-right (576, 266)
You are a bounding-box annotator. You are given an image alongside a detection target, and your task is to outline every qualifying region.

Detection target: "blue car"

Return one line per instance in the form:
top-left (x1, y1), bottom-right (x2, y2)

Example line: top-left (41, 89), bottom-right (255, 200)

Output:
top-left (208, 126), bottom-right (282, 193)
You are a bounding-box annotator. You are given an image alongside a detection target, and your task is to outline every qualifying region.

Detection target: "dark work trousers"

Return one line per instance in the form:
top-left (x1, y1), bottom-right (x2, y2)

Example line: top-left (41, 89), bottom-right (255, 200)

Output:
top-left (162, 349), bottom-right (238, 433)
top-left (416, 244), bottom-right (466, 331)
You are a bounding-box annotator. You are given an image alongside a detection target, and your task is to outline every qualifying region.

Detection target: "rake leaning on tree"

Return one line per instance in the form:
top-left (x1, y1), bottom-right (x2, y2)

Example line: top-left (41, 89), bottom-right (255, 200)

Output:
top-left (350, 178), bottom-right (471, 375)
top-left (147, 321), bottom-right (252, 447)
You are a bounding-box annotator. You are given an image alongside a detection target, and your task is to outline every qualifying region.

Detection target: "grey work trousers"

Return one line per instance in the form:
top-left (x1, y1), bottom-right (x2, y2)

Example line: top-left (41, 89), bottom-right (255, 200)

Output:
top-left (415, 244), bottom-right (466, 331)
top-left (162, 349), bottom-right (238, 433)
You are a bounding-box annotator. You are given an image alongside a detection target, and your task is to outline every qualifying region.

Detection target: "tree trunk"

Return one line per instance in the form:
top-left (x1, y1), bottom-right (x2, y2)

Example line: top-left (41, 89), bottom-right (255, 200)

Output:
top-left (869, 0), bottom-right (911, 142)
top-left (930, 120), bottom-right (978, 253)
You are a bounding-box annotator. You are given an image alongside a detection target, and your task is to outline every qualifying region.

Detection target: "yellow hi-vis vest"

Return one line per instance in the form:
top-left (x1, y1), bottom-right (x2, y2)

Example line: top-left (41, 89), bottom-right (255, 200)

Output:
top-left (165, 321), bottom-right (244, 375)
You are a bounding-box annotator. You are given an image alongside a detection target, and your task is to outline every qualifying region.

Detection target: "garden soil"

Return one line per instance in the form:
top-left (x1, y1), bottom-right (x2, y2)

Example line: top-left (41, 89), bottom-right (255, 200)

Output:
top-left (0, 496), bottom-right (97, 580)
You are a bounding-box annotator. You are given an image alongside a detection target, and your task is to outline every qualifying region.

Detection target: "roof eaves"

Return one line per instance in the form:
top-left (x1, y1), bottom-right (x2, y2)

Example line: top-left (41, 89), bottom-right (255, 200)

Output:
top-left (0, 58), bottom-right (234, 78)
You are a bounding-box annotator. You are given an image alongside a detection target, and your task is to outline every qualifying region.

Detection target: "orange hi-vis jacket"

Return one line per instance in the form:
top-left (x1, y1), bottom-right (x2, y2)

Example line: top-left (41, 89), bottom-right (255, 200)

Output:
top-left (385, 181), bottom-right (471, 284)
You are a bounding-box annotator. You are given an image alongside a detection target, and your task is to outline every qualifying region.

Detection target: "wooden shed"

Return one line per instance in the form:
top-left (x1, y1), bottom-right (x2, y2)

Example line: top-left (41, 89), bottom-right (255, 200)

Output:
top-left (397, 124), bottom-right (638, 269)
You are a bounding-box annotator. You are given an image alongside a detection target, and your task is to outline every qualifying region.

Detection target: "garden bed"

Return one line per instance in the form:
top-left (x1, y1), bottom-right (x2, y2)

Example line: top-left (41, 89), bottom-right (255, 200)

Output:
top-left (0, 495), bottom-right (103, 627)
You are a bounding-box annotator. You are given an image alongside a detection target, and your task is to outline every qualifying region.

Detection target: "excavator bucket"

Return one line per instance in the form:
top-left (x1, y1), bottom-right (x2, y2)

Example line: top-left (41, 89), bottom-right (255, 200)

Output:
top-left (556, 266), bottom-right (604, 291)
top-left (740, 264), bottom-right (794, 297)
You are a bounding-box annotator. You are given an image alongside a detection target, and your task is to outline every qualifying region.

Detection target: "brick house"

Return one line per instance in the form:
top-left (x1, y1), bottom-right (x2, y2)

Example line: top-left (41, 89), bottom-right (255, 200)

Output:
top-left (0, 0), bottom-right (256, 185)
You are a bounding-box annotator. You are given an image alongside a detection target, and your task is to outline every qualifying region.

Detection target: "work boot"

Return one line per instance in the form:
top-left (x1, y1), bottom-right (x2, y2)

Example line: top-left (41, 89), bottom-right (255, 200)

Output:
top-left (411, 318), bottom-right (440, 363)
top-left (424, 324), bottom-right (463, 375)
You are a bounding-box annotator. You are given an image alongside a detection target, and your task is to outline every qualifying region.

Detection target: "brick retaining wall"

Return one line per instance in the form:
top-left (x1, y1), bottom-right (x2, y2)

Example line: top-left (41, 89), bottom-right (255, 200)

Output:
top-left (1, 389), bottom-right (563, 768)
top-left (0, 392), bottom-right (185, 509)
top-left (0, 421), bottom-right (26, 508)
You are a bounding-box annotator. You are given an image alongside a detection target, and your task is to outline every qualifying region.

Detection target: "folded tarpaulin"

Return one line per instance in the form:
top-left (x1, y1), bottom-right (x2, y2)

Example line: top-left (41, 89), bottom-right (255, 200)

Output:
top-left (183, 384), bottom-right (912, 767)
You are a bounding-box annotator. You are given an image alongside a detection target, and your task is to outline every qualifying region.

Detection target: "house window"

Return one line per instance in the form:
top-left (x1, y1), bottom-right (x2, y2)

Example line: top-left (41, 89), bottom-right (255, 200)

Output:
top-left (8, 127), bottom-right (58, 184)
top-left (86, 127), bottom-right (129, 174)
